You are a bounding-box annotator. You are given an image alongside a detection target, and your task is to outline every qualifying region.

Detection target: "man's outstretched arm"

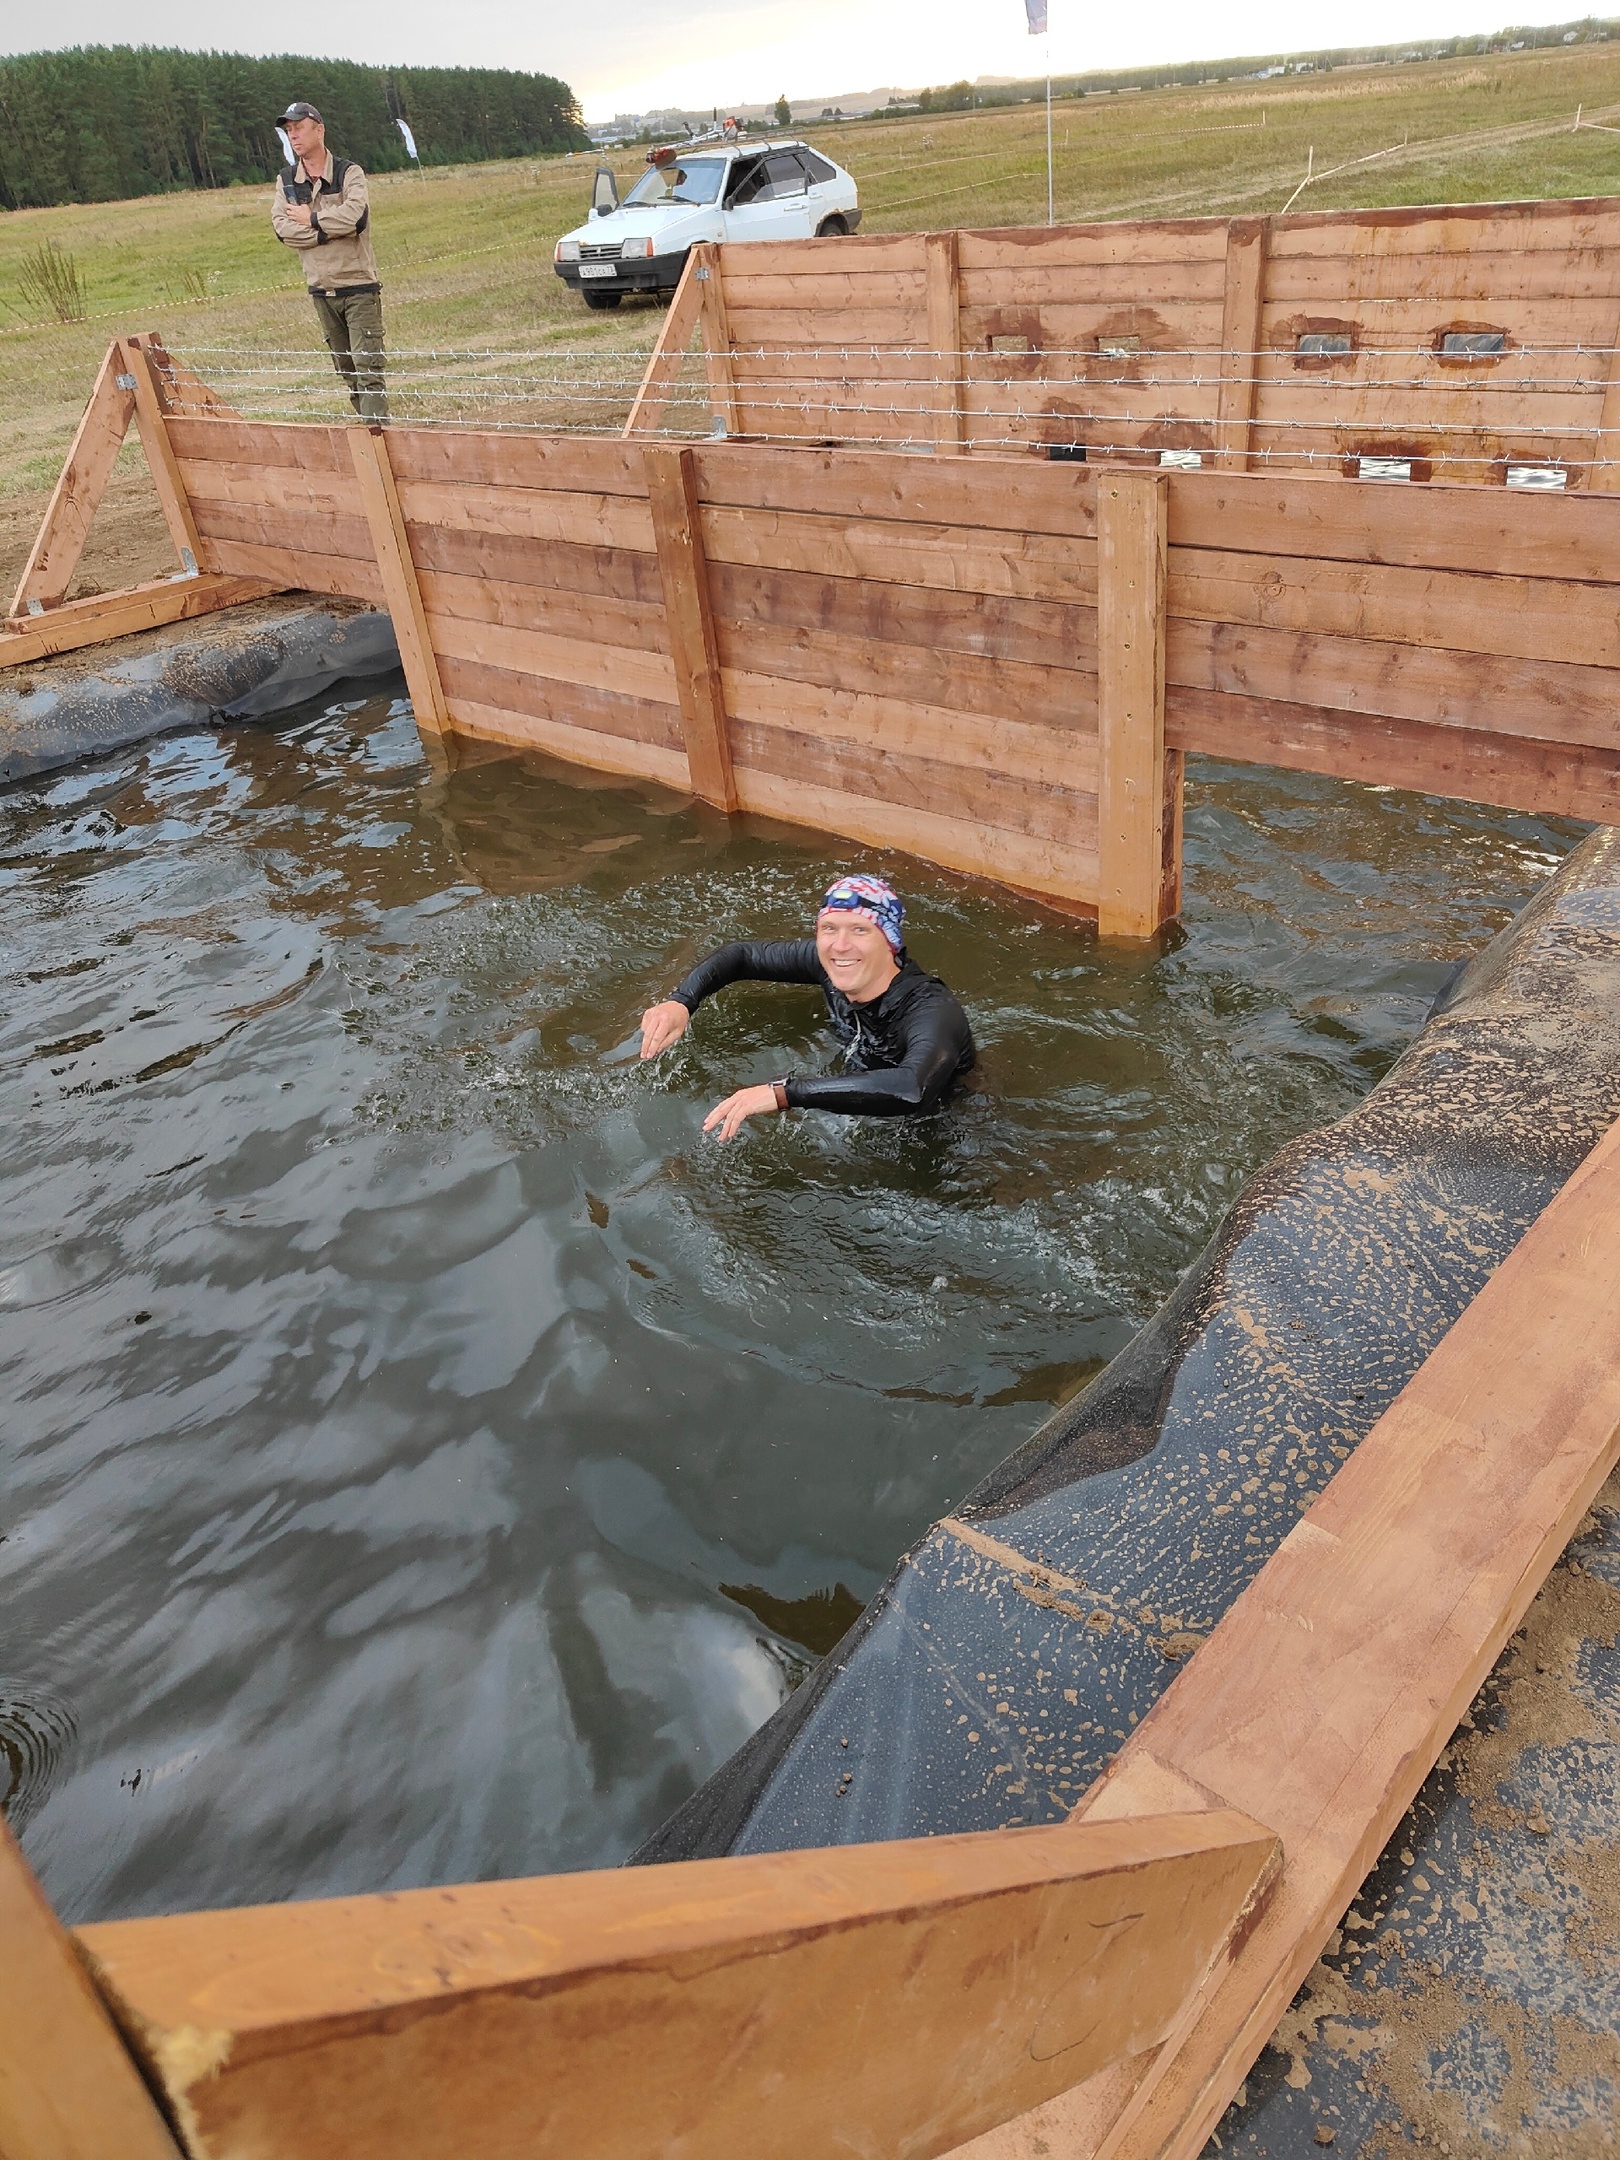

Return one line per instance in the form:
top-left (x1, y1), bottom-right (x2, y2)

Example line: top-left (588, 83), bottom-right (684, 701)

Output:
top-left (782, 999), bottom-right (971, 1117)
top-left (640, 940), bottom-right (821, 1059)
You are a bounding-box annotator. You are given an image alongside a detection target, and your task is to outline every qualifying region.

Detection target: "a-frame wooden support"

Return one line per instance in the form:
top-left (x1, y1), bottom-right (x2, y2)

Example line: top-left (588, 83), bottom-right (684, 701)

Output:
top-left (3, 334), bottom-right (279, 669)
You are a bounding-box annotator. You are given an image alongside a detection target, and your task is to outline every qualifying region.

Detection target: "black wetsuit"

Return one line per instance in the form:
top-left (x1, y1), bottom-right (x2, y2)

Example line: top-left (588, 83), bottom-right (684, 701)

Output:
top-left (671, 940), bottom-right (975, 1117)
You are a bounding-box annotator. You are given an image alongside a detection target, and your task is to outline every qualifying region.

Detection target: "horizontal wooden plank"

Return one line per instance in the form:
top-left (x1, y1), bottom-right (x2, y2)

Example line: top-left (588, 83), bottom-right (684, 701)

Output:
top-left (954, 222), bottom-right (1229, 272)
top-left (733, 763), bottom-right (1098, 908)
top-left (726, 664), bottom-right (1095, 793)
top-left (726, 306), bottom-right (922, 349)
top-left (692, 441), bottom-right (1097, 539)
top-left (427, 611), bottom-right (676, 704)
top-left (1165, 467), bottom-right (1620, 579)
top-left (1166, 685), bottom-right (1620, 823)
top-left (731, 708), bottom-right (1096, 851)
top-left (707, 559), bottom-right (1095, 668)
top-left (190, 496), bottom-right (375, 564)
top-left (79, 1812), bottom-right (1272, 2160)
top-left (438, 654), bottom-right (683, 755)
top-left (717, 233), bottom-right (926, 279)
top-left (1262, 252), bottom-right (1620, 306)
top-left (163, 416), bottom-right (348, 471)
top-left (405, 522), bottom-right (664, 605)
top-left (959, 266), bottom-right (1226, 309)
top-left (395, 478), bottom-right (655, 553)
top-left (380, 427), bottom-right (654, 498)
top-left (1168, 545), bottom-right (1618, 668)
top-left (716, 270), bottom-right (928, 311)
top-left (1168, 615), bottom-right (1620, 752)
top-left (0, 573), bottom-right (277, 667)
top-left (200, 532), bottom-right (383, 607)
top-left (701, 501), bottom-right (1096, 603)
top-left (1265, 196), bottom-right (1620, 257)
top-left (177, 456), bottom-right (363, 519)
top-left (1244, 383), bottom-right (1603, 437)
top-left (416, 569), bottom-right (667, 651)
top-left (446, 696), bottom-right (691, 790)
top-left (716, 615), bottom-right (1095, 734)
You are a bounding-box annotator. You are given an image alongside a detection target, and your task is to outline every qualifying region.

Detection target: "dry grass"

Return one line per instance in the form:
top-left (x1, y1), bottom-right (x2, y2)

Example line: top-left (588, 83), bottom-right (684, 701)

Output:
top-left (3, 38), bottom-right (1619, 592)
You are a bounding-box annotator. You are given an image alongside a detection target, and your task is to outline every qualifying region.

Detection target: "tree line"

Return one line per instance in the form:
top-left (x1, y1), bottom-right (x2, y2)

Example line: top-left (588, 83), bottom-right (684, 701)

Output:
top-left (0, 45), bottom-right (590, 209)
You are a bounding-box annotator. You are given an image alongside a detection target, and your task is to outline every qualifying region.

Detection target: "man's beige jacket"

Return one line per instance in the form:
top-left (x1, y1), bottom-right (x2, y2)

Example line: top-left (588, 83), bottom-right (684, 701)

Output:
top-left (271, 158), bottom-right (381, 291)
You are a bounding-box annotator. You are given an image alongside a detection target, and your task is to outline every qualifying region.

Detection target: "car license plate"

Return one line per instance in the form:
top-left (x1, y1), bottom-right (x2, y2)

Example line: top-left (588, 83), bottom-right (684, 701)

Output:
top-left (579, 263), bottom-right (618, 279)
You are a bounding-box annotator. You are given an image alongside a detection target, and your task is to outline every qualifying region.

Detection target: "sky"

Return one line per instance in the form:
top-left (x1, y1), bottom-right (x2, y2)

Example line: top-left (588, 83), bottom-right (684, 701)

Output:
top-left (11, 0), bottom-right (1593, 122)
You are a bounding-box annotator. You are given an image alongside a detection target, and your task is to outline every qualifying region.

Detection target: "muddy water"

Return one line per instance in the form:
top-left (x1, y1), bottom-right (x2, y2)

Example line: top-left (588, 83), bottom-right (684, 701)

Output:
top-left (0, 687), bottom-right (1583, 1921)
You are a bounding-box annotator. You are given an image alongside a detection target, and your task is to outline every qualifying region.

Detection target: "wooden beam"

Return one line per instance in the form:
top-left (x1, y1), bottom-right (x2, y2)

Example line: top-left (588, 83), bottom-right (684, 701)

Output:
top-left (120, 335), bottom-right (208, 577)
top-left (693, 242), bottom-right (739, 435)
top-left (9, 342), bottom-right (136, 616)
top-left (0, 1816), bottom-right (183, 2160)
top-left (78, 1809), bottom-right (1279, 2160)
top-left (643, 442), bottom-right (738, 809)
top-left (957, 1103), bottom-right (1620, 2160)
top-left (1096, 469), bottom-right (1173, 937)
top-left (1214, 219), bottom-right (1268, 473)
top-left (624, 255), bottom-right (707, 438)
top-left (1588, 297), bottom-right (1620, 492)
top-left (143, 336), bottom-right (241, 421)
top-left (347, 425), bottom-right (456, 776)
top-left (1, 573), bottom-right (279, 668)
top-left (926, 229), bottom-right (967, 453)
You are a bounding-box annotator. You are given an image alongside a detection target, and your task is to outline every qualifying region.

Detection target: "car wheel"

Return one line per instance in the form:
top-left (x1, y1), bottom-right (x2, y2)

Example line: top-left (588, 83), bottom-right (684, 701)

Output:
top-left (582, 289), bottom-right (623, 309)
top-left (815, 215), bottom-right (849, 238)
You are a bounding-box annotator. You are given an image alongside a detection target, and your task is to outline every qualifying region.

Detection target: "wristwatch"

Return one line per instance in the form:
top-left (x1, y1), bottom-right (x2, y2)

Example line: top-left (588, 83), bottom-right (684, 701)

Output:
top-left (770, 1078), bottom-right (790, 1113)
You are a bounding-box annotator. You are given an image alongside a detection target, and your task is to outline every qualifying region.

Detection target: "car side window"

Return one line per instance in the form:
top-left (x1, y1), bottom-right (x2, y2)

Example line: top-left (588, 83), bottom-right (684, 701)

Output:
top-left (726, 156), bottom-right (768, 206)
top-left (800, 151), bottom-right (836, 183)
top-left (762, 152), bottom-right (808, 197)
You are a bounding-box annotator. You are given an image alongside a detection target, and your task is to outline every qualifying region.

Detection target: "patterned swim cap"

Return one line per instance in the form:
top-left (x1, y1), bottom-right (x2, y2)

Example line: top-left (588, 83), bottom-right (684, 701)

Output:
top-left (818, 874), bottom-right (904, 952)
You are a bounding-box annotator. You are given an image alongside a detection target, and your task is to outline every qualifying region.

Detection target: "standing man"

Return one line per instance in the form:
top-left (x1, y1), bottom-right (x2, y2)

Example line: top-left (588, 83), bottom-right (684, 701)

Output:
top-left (270, 102), bottom-right (388, 423)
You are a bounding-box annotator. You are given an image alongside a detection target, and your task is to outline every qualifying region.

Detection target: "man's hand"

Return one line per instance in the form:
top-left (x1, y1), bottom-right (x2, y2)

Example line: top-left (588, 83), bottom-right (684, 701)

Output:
top-left (703, 1084), bottom-right (783, 1142)
top-left (638, 1000), bottom-right (690, 1058)
top-left (285, 202), bottom-right (314, 228)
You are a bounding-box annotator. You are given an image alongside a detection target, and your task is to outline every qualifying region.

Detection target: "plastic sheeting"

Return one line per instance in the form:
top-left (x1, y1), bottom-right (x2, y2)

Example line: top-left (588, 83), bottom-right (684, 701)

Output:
top-left (637, 827), bottom-right (1620, 1865)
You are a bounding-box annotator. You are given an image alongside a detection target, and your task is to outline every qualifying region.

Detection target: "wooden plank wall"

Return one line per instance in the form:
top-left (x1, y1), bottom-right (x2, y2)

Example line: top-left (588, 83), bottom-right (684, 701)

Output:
top-left (162, 406), bottom-right (1620, 925)
top-left (699, 195), bottom-right (1620, 486)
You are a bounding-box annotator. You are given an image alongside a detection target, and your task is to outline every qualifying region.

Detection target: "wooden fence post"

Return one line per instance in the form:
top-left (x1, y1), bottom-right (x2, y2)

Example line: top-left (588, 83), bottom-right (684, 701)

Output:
top-left (347, 426), bottom-right (456, 777)
top-left (1096, 468), bottom-right (1175, 938)
top-left (691, 243), bottom-right (740, 437)
top-left (644, 443), bottom-right (738, 811)
top-left (120, 334), bottom-right (207, 577)
top-left (1591, 307), bottom-right (1620, 490)
top-left (624, 253), bottom-right (707, 438)
top-left (0, 1816), bottom-right (183, 2160)
top-left (926, 229), bottom-right (967, 453)
top-left (1214, 219), bottom-right (1269, 473)
top-left (9, 343), bottom-right (136, 616)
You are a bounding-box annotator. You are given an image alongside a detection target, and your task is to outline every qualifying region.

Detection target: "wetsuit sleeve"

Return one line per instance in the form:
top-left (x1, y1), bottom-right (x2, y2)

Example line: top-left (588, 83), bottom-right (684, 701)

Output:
top-left (785, 990), bottom-right (972, 1117)
top-left (670, 940), bottom-right (823, 1010)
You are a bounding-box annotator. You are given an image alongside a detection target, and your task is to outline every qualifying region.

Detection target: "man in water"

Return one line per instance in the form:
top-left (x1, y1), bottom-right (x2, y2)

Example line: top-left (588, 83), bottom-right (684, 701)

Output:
top-left (639, 875), bottom-right (975, 1139)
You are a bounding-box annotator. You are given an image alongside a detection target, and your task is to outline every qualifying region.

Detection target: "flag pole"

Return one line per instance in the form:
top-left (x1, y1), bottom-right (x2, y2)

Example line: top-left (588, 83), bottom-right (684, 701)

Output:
top-left (1046, 34), bottom-right (1054, 224)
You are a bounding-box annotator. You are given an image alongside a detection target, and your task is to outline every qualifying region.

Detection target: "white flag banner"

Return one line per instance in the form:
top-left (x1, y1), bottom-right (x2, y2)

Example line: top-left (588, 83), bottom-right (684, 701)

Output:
top-left (395, 117), bottom-right (419, 161)
top-left (275, 124), bottom-right (294, 164)
top-left (1025, 0), bottom-right (1047, 32)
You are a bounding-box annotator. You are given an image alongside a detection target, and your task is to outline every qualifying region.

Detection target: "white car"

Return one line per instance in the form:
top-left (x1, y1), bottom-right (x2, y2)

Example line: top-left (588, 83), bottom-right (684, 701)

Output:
top-left (554, 140), bottom-right (861, 309)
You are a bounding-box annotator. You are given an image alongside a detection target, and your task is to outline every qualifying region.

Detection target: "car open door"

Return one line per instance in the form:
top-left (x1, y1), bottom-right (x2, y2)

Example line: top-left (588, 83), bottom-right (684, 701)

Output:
top-left (591, 166), bottom-right (619, 218)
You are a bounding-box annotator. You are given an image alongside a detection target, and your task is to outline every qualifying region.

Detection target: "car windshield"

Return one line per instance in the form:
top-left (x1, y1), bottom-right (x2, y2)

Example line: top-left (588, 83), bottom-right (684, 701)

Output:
top-left (623, 157), bottom-right (726, 207)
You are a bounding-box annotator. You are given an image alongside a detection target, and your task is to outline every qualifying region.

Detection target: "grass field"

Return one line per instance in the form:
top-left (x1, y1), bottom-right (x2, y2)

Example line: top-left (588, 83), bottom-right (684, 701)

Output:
top-left (3, 36), bottom-right (1619, 596)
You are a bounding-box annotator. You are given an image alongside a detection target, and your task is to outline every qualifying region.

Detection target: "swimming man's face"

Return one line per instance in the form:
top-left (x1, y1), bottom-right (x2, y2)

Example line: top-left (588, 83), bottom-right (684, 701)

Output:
top-left (816, 911), bottom-right (895, 1003)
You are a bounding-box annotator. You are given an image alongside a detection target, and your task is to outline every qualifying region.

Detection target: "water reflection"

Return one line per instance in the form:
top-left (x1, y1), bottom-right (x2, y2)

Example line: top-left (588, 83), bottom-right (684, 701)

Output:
top-left (0, 686), bottom-right (1583, 1920)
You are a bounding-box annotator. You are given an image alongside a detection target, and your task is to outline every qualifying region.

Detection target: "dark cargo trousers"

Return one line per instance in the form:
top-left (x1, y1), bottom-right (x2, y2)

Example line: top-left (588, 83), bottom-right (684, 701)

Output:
top-left (311, 288), bottom-right (388, 423)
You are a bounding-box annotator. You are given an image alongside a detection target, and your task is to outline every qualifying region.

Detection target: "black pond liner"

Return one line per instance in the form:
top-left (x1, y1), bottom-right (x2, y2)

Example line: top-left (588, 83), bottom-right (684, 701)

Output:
top-left (636, 826), bottom-right (1620, 1865)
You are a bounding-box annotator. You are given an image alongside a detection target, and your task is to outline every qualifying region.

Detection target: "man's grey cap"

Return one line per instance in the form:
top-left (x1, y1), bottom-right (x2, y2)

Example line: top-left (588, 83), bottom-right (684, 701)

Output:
top-left (274, 102), bottom-right (323, 125)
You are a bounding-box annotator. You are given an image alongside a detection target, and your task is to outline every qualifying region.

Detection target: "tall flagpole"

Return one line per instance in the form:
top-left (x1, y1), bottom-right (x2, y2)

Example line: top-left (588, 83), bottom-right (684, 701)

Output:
top-left (1046, 34), bottom-right (1054, 224)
